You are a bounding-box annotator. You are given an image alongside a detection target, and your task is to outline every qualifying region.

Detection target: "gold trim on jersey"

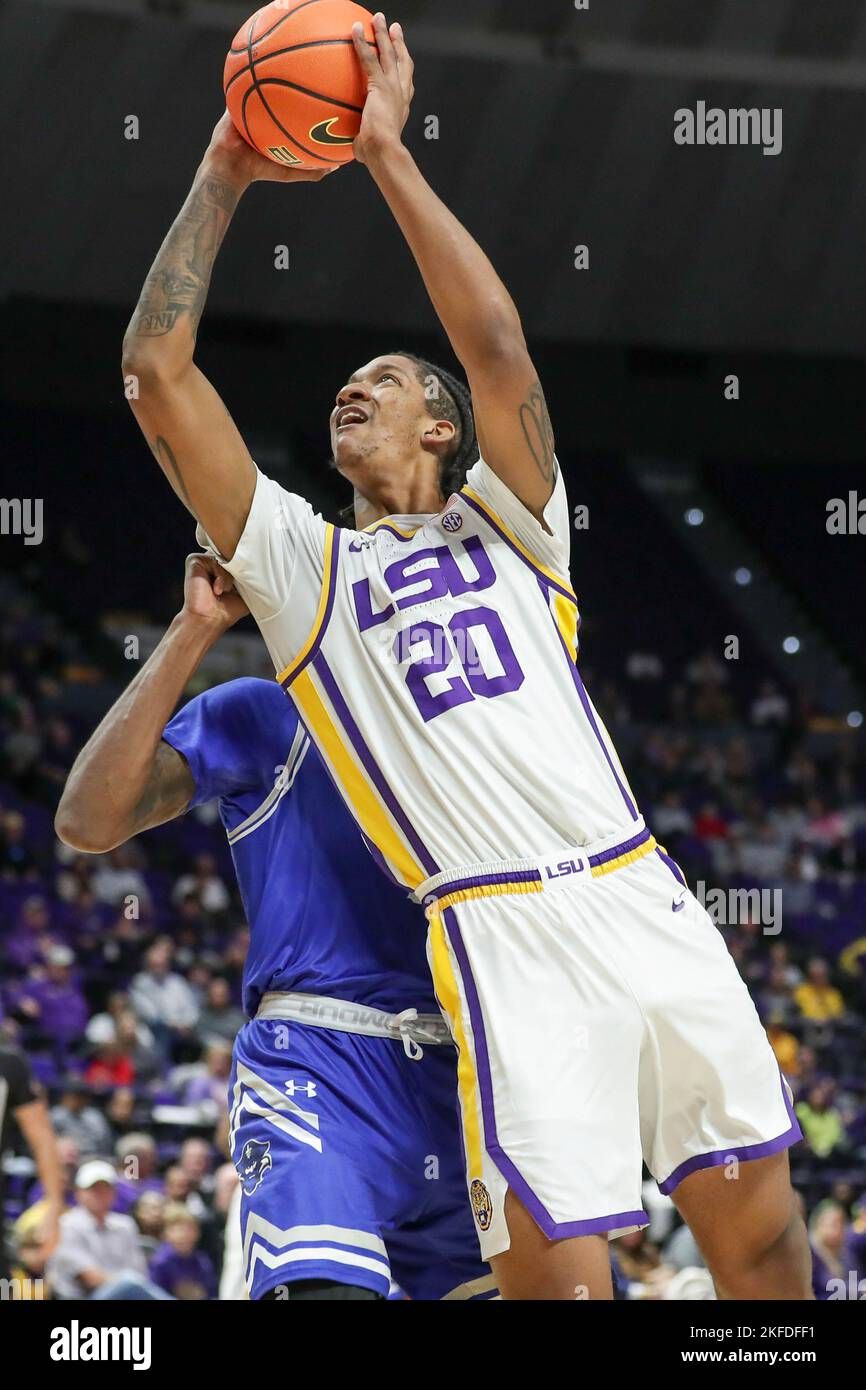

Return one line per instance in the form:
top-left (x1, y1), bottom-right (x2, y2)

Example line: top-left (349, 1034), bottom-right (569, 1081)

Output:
top-left (361, 518), bottom-right (423, 538)
top-left (277, 523), bottom-right (337, 686)
top-left (428, 912), bottom-right (484, 1179)
top-left (552, 590), bottom-right (579, 662)
top-left (290, 665), bottom-right (427, 890)
top-left (461, 485), bottom-right (577, 597)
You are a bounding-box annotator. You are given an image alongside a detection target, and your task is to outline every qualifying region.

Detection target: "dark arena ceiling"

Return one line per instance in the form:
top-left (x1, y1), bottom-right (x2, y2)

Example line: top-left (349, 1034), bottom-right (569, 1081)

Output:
top-left (6, 0), bottom-right (866, 356)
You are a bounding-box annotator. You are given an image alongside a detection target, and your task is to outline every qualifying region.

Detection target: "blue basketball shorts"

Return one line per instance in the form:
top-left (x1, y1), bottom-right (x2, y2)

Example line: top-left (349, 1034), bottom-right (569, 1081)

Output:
top-left (228, 1018), bottom-right (497, 1300)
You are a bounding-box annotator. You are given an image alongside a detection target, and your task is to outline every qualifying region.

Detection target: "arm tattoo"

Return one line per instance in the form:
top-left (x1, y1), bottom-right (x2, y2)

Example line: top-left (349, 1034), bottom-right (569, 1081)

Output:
top-left (518, 380), bottom-right (557, 485)
top-left (128, 175), bottom-right (240, 342)
top-left (152, 434), bottom-right (195, 516)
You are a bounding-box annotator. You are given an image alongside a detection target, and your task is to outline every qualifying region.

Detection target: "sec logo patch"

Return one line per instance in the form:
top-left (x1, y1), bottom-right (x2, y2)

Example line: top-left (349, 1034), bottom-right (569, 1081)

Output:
top-left (470, 1178), bottom-right (493, 1230)
top-left (442, 510), bottom-right (463, 532)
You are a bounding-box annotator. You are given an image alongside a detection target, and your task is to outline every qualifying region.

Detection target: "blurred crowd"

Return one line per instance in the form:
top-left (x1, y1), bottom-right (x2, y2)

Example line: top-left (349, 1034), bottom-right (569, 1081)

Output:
top-left (1, 575), bottom-right (864, 1299)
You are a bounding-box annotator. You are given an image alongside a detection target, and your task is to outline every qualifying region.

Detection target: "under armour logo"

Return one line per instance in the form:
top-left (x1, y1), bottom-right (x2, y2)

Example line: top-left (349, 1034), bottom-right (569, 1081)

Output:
top-left (285, 1079), bottom-right (317, 1098)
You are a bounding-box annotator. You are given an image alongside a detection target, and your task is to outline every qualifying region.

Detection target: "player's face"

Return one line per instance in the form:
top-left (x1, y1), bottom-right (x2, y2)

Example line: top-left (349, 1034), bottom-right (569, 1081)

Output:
top-left (329, 355), bottom-right (452, 497)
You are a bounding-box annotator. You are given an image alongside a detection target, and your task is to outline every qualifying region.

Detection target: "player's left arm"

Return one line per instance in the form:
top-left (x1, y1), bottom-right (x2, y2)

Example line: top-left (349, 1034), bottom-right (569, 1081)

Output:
top-left (353, 16), bottom-right (555, 522)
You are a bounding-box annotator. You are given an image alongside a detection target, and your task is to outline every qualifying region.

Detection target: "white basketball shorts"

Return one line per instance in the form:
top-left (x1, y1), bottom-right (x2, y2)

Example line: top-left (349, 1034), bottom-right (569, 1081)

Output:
top-left (421, 823), bottom-right (801, 1261)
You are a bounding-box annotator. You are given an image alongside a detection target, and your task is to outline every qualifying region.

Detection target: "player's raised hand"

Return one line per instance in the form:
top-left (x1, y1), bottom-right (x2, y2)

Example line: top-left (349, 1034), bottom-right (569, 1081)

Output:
top-left (181, 553), bottom-right (249, 633)
top-left (205, 111), bottom-right (340, 186)
top-left (352, 14), bottom-right (414, 165)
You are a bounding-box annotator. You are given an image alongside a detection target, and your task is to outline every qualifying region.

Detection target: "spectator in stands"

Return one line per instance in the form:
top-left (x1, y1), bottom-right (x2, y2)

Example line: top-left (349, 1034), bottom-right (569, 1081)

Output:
top-left (764, 1009), bottom-right (801, 1079)
top-left (803, 797), bottom-right (849, 850)
top-left (179, 1136), bottom-right (216, 1204)
top-left (4, 894), bottom-right (63, 972)
top-left (130, 936), bottom-right (199, 1058)
top-left (85, 1031), bottom-right (135, 1089)
top-left (91, 845), bottom-right (151, 914)
top-left (172, 852), bottom-right (230, 917)
top-left (37, 717), bottom-right (75, 795)
top-left (750, 679), bottom-right (791, 728)
top-left (796, 1080), bottom-right (848, 1161)
top-left (48, 1159), bottom-right (172, 1300)
top-left (765, 941), bottom-right (803, 991)
top-left (760, 962), bottom-right (796, 1023)
top-left (651, 790), bottom-right (693, 842)
top-left (2, 709), bottom-right (43, 798)
top-left (162, 1163), bottom-right (206, 1219)
top-left (737, 820), bottom-right (787, 882)
top-left (87, 992), bottom-right (157, 1057)
top-left (184, 1040), bottom-right (232, 1117)
top-left (133, 1190), bottom-right (168, 1260)
top-left (105, 1086), bottom-right (140, 1140)
top-left (809, 1200), bottom-right (852, 1300)
top-left (794, 957), bottom-right (845, 1022)
top-left (9, 945), bottom-right (88, 1050)
top-left (24, 1133), bottom-right (79, 1211)
top-left (846, 1195), bottom-right (866, 1288)
top-left (50, 1077), bottom-right (113, 1158)
top-left (792, 1045), bottom-right (819, 1099)
top-left (612, 1228), bottom-right (667, 1297)
top-left (113, 1133), bottom-right (164, 1214)
top-left (149, 1204), bottom-right (216, 1300)
top-left (196, 977), bottom-right (245, 1046)
top-left (0, 809), bottom-right (37, 879)
top-left (693, 801), bottom-right (729, 846)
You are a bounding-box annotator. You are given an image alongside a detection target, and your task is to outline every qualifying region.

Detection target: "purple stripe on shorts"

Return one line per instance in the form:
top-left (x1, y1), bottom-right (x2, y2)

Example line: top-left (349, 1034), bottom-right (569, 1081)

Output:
top-left (313, 653), bottom-right (440, 878)
top-left (655, 846), bottom-right (687, 888)
top-left (588, 826), bottom-right (651, 869)
top-left (656, 1071), bottom-right (803, 1196)
top-left (280, 526), bottom-right (342, 687)
top-left (460, 489), bottom-right (576, 604)
top-left (442, 907), bottom-right (648, 1240)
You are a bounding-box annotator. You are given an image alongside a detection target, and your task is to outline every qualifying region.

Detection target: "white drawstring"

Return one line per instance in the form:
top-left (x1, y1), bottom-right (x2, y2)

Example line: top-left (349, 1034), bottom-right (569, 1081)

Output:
top-left (395, 1008), bottom-right (424, 1061)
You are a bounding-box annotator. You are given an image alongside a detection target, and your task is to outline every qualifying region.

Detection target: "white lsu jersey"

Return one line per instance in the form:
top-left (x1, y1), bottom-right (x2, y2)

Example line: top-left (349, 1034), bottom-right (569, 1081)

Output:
top-left (198, 457), bottom-right (642, 893)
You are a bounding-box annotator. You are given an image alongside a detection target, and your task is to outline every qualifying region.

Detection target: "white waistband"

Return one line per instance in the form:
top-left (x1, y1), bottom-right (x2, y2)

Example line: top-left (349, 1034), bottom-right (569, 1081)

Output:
top-left (413, 818), bottom-right (650, 905)
top-left (254, 991), bottom-right (452, 1060)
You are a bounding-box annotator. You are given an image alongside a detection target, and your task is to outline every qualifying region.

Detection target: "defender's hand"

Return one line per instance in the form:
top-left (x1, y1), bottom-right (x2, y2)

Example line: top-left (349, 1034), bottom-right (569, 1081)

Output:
top-left (352, 14), bottom-right (414, 166)
top-left (204, 111), bottom-right (340, 187)
top-left (181, 553), bottom-right (248, 633)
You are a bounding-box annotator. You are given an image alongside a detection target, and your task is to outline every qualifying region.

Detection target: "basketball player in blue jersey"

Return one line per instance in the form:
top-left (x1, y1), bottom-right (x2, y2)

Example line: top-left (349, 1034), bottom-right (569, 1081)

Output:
top-left (121, 16), bottom-right (810, 1299)
top-left (55, 554), bottom-right (497, 1302)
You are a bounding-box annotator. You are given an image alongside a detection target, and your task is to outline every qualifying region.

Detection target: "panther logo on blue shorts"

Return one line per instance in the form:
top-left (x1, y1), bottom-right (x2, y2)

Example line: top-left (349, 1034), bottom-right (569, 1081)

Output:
top-left (236, 1138), bottom-right (273, 1196)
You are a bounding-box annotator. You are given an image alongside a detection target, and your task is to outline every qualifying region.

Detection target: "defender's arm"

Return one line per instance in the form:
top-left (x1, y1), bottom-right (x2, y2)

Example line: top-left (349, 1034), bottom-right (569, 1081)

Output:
top-left (55, 556), bottom-right (246, 852)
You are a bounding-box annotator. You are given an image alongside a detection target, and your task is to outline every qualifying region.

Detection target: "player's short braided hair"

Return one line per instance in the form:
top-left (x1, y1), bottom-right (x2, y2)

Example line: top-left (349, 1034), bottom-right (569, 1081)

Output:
top-left (393, 351), bottom-right (479, 497)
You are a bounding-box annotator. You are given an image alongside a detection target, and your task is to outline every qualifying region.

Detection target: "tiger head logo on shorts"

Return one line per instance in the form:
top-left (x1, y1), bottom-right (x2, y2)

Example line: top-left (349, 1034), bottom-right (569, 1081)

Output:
top-left (469, 1179), bottom-right (493, 1231)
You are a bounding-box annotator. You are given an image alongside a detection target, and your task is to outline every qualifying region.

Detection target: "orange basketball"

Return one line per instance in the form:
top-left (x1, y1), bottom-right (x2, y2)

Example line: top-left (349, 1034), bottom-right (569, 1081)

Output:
top-left (224, 1), bottom-right (375, 169)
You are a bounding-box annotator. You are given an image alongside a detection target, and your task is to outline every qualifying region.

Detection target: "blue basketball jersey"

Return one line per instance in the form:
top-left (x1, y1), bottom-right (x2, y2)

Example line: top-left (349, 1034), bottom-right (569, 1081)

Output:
top-left (163, 677), bottom-right (435, 1019)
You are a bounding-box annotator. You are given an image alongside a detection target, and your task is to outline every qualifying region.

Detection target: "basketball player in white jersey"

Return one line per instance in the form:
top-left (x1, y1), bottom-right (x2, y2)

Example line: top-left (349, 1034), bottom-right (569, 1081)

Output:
top-left (121, 15), bottom-right (811, 1300)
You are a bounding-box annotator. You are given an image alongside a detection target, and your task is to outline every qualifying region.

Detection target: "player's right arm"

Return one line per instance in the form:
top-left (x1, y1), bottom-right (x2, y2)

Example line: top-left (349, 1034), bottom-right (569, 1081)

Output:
top-left (55, 555), bottom-right (247, 853)
top-left (121, 114), bottom-right (334, 560)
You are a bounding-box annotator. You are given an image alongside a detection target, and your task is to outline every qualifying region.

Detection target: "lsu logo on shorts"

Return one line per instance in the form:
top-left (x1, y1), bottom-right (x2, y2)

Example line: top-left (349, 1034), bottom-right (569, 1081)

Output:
top-left (470, 1179), bottom-right (493, 1231)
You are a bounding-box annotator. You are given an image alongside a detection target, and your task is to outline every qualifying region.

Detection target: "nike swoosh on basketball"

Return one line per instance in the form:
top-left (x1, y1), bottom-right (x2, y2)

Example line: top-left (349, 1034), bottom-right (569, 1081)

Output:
top-left (309, 119), bottom-right (354, 146)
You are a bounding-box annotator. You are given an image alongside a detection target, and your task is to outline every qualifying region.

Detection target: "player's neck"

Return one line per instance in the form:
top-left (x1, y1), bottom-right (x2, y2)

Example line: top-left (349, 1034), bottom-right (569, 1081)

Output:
top-left (352, 483), bottom-right (443, 529)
